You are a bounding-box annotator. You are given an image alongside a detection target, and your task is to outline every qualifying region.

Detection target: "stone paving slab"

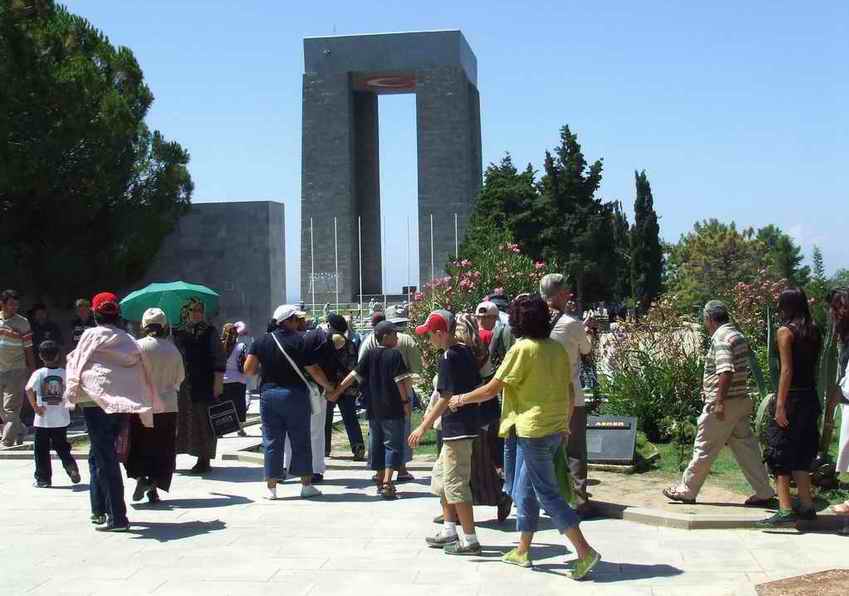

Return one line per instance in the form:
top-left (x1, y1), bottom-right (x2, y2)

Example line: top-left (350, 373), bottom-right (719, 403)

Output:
top-left (3, 422), bottom-right (848, 595)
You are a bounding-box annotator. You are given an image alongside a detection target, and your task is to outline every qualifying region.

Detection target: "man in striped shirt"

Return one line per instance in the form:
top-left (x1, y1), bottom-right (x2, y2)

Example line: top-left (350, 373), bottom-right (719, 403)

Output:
top-left (0, 290), bottom-right (35, 447)
top-left (663, 300), bottom-right (774, 505)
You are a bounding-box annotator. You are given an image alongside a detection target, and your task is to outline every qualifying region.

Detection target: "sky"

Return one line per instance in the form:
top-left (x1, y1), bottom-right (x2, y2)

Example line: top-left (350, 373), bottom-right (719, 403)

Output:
top-left (66, 1), bottom-right (849, 301)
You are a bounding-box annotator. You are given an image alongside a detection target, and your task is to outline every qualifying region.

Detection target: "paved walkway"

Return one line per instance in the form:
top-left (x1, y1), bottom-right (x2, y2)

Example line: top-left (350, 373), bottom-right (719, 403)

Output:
top-left (4, 427), bottom-right (848, 596)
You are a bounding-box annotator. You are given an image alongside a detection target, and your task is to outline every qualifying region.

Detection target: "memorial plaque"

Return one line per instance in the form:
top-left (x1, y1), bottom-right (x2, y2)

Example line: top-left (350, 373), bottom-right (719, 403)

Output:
top-left (586, 415), bottom-right (638, 465)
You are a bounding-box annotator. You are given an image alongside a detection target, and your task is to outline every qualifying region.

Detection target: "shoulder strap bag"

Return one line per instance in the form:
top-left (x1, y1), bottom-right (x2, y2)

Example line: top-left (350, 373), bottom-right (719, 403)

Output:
top-left (270, 332), bottom-right (322, 415)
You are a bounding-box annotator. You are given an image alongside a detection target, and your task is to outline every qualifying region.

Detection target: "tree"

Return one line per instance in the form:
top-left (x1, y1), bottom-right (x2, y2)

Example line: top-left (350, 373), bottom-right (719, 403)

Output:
top-left (459, 154), bottom-right (541, 263)
top-left (666, 220), bottom-right (768, 311)
top-left (756, 225), bottom-right (810, 287)
top-left (807, 245), bottom-right (829, 326)
top-left (832, 268), bottom-right (849, 289)
top-left (535, 125), bottom-right (617, 306)
top-left (0, 0), bottom-right (192, 303)
top-left (630, 170), bottom-right (663, 311)
top-left (610, 200), bottom-right (631, 303)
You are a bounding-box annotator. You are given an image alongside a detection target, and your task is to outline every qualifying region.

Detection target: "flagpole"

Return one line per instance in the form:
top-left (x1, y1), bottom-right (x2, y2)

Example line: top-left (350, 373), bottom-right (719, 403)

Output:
top-left (358, 216), bottom-right (363, 325)
top-left (310, 217), bottom-right (315, 314)
top-left (430, 213), bottom-right (435, 283)
top-left (454, 212), bottom-right (458, 259)
top-left (334, 217), bottom-right (339, 311)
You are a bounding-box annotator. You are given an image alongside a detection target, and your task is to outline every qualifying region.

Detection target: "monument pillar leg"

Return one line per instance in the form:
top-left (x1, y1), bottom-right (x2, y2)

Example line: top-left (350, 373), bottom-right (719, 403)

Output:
top-left (353, 92), bottom-right (382, 299)
top-left (415, 66), bottom-right (482, 286)
top-left (301, 72), bottom-right (356, 307)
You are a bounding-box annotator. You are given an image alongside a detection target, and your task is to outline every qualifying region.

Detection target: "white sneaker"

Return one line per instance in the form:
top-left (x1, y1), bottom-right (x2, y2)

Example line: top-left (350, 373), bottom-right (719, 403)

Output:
top-left (300, 485), bottom-right (322, 499)
top-left (264, 486), bottom-right (278, 500)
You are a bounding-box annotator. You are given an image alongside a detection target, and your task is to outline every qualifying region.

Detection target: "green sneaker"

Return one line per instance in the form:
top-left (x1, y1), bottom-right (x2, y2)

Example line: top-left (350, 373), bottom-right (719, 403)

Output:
top-left (501, 548), bottom-right (532, 568)
top-left (444, 540), bottom-right (482, 556)
top-left (755, 509), bottom-right (798, 529)
top-left (568, 549), bottom-right (601, 580)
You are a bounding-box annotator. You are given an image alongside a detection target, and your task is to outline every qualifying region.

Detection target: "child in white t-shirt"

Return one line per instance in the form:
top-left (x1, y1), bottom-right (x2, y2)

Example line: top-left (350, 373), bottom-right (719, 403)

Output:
top-left (26, 341), bottom-right (80, 488)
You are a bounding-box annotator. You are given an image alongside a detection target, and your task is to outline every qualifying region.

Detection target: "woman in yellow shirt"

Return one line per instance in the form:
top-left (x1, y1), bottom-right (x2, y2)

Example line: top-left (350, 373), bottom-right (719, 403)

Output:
top-left (450, 294), bottom-right (600, 580)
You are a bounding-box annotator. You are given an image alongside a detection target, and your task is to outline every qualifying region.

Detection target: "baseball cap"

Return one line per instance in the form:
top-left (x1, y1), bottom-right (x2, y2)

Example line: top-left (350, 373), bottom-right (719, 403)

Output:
top-left (92, 292), bottom-right (120, 315)
top-left (272, 304), bottom-right (307, 323)
top-left (415, 309), bottom-right (455, 335)
top-left (371, 311), bottom-right (386, 327)
top-left (475, 301), bottom-right (498, 317)
top-left (141, 307), bottom-right (168, 328)
top-left (374, 321), bottom-right (398, 342)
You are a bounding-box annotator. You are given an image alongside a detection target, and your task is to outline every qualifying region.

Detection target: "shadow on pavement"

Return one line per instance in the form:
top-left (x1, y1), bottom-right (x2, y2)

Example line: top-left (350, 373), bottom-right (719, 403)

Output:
top-left (131, 492), bottom-right (253, 510)
top-left (271, 491), bottom-right (434, 503)
top-left (128, 519), bottom-right (227, 542)
top-left (192, 466), bottom-right (264, 483)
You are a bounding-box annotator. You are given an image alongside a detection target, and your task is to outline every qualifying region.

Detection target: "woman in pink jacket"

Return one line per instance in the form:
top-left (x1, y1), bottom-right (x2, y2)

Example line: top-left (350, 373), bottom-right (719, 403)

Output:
top-left (64, 292), bottom-right (159, 532)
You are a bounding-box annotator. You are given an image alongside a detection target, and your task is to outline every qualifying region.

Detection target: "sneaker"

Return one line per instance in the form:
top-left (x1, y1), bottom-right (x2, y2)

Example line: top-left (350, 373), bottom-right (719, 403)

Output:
top-left (791, 498), bottom-right (817, 521)
top-left (501, 547), bottom-right (532, 568)
top-left (426, 532), bottom-right (458, 548)
top-left (444, 540), bottom-right (482, 556)
top-left (497, 494), bottom-right (513, 522)
top-left (132, 478), bottom-right (149, 502)
top-left (662, 487), bottom-right (695, 504)
top-left (95, 521), bottom-right (130, 533)
top-left (90, 513), bottom-right (107, 525)
top-left (311, 473), bottom-right (324, 484)
top-left (65, 466), bottom-right (81, 484)
top-left (264, 486), bottom-right (279, 501)
top-left (568, 549), bottom-right (601, 580)
top-left (237, 429), bottom-right (247, 437)
top-left (755, 509), bottom-right (798, 529)
top-left (300, 485), bottom-right (322, 499)
top-left (147, 488), bottom-right (160, 504)
top-left (33, 480), bottom-right (51, 488)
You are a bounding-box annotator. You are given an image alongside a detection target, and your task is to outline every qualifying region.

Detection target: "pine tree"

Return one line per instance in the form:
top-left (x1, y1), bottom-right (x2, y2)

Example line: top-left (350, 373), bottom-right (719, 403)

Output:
top-left (630, 170), bottom-right (663, 311)
top-left (611, 201), bottom-right (632, 302)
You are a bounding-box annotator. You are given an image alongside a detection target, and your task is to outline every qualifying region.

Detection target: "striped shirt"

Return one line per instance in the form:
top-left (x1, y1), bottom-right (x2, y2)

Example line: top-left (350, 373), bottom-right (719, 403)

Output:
top-left (702, 323), bottom-right (750, 402)
top-left (0, 313), bottom-right (33, 372)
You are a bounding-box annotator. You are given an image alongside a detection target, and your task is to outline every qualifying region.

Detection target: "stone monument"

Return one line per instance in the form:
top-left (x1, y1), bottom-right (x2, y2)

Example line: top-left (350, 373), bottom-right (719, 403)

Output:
top-left (301, 30), bottom-right (482, 306)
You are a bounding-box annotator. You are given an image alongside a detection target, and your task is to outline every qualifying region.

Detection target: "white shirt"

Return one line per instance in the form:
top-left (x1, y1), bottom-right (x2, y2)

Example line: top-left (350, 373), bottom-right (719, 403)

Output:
top-left (136, 336), bottom-right (185, 414)
top-left (549, 313), bottom-right (592, 407)
top-left (224, 342), bottom-right (248, 384)
top-left (26, 367), bottom-right (71, 428)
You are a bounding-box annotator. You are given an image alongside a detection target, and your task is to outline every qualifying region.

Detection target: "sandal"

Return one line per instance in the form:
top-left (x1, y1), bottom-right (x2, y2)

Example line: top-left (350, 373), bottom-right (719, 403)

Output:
top-left (744, 495), bottom-right (776, 507)
top-left (381, 483), bottom-right (397, 500)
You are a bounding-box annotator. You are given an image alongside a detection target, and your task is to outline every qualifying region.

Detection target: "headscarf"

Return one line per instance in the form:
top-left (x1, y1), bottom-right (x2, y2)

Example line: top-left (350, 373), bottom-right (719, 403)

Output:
top-left (454, 312), bottom-right (489, 371)
top-left (179, 297), bottom-right (209, 335)
top-left (221, 322), bottom-right (239, 357)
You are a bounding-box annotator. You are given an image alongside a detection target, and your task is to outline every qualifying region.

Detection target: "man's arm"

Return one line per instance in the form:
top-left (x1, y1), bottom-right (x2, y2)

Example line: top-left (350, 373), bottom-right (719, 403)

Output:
top-left (305, 364), bottom-right (334, 393)
top-left (24, 346), bottom-right (35, 370)
top-left (328, 370), bottom-right (359, 401)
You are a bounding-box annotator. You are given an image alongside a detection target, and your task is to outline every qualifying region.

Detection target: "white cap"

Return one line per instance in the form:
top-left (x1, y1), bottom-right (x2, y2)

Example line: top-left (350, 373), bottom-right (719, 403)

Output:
top-left (141, 307), bottom-right (168, 328)
top-left (272, 304), bottom-right (307, 323)
top-left (475, 301), bottom-right (498, 317)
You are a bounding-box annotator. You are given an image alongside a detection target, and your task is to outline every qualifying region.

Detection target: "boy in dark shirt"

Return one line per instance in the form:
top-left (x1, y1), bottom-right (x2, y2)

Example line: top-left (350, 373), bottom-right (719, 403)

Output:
top-left (410, 310), bottom-right (482, 555)
top-left (331, 321), bottom-right (412, 499)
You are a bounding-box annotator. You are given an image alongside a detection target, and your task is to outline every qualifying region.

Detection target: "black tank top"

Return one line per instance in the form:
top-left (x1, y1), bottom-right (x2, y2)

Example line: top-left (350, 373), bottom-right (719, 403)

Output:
top-left (785, 325), bottom-right (820, 390)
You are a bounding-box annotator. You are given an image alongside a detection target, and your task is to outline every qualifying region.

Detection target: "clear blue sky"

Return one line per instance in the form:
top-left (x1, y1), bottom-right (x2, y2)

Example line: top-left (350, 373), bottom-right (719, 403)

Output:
top-left (67, 1), bottom-right (848, 301)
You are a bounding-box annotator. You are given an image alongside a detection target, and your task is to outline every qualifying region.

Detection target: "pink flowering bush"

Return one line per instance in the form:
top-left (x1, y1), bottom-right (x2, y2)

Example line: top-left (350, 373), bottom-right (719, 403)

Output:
top-left (409, 241), bottom-right (560, 391)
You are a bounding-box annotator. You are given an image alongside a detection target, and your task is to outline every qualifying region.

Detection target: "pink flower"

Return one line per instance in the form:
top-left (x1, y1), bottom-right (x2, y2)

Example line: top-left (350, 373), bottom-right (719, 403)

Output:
top-left (534, 261), bottom-right (545, 270)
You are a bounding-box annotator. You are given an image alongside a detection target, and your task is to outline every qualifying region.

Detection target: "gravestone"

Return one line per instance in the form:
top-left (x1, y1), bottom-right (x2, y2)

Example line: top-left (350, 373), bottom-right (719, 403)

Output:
top-left (586, 415), bottom-right (638, 465)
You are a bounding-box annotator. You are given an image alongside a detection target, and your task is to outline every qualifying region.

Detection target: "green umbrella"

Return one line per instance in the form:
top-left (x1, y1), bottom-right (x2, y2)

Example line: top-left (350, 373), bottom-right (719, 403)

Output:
top-left (120, 281), bottom-right (219, 326)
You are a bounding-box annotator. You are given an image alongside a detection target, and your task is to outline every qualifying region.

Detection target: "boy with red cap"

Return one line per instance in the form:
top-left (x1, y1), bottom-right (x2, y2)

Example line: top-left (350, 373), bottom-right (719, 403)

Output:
top-left (409, 309), bottom-right (482, 555)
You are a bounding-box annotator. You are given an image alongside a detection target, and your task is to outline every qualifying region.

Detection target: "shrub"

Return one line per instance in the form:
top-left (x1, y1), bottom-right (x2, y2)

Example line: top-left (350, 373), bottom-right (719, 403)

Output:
top-left (598, 297), bottom-right (705, 443)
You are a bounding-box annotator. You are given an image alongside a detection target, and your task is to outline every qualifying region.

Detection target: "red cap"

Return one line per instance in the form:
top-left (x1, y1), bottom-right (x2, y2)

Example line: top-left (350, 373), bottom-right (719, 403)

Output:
top-left (415, 310), bottom-right (454, 336)
top-left (92, 292), bottom-right (120, 315)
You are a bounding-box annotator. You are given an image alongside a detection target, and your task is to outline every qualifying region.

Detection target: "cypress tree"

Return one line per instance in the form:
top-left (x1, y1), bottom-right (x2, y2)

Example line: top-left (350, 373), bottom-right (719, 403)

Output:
top-left (631, 170), bottom-right (663, 311)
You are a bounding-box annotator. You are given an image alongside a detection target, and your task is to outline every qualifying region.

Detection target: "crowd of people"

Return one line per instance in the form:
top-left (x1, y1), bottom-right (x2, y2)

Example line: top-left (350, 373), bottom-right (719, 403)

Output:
top-left (2, 277), bottom-right (849, 579)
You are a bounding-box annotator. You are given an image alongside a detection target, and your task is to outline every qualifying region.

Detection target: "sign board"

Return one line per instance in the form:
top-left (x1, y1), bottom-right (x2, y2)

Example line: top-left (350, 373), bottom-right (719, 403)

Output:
top-left (586, 415), bottom-right (638, 465)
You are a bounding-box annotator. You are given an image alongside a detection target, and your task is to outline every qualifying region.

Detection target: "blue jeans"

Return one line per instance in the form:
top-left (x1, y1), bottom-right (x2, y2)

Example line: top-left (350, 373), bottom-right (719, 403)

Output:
top-left (504, 432), bottom-right (578, 533)
top-left (324, 393), bottom-right (365, 455)
top-left (368, 417), bottom-right (405, 471)
top-left (261, 385), bottom-right (312, 480)
top-left (83, 407), bottom-right (128, 525)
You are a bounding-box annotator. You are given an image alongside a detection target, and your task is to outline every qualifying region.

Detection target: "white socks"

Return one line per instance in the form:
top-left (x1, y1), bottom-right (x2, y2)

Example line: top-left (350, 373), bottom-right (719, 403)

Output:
top-left (443, 521), bottom-right (458, 537)
top-left (462, 532), bottom-right (479, 546)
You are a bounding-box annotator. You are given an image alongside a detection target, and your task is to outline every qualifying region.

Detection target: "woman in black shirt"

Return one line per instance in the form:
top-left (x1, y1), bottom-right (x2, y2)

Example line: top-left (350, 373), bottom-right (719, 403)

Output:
top-left (244, 305), bottom-right (334, 500)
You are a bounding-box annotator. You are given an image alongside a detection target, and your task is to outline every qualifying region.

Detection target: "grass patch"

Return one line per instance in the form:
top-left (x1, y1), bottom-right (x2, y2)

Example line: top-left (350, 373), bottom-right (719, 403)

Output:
top-left (332, 408), bottom-right (440, 459)
top-left (644, 407), bottom-right (849, 504)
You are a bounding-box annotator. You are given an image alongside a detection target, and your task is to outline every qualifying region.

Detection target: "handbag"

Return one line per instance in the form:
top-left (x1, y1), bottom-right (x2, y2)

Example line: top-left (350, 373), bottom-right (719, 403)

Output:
top-left (208, 400), bottom-right (241, 437)
top-left (271, 332), bottom-right (322, 415)
top-left (553, 443), bottom-right (577, 508)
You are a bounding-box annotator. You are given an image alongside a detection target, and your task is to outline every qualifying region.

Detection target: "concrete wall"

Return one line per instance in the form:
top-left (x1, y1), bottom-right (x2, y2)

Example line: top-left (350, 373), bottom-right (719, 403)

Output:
top-left (139, 201), bottom-right (285, 337)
